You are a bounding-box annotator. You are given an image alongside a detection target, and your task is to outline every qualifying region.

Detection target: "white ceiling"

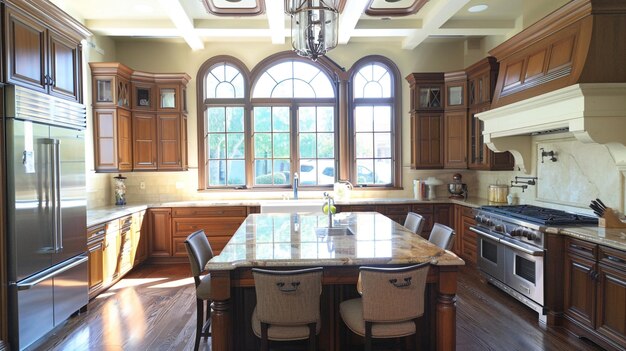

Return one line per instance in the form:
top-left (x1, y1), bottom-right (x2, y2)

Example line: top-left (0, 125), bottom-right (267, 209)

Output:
top-left (51, 0), bottom-right (526, 51)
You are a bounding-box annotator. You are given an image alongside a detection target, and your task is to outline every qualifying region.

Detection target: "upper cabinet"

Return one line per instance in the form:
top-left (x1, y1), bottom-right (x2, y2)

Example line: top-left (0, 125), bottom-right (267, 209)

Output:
top-left (3, 1), bottom-right (89, 103)
top-left (406, 73), bottom-right (444, 169)
top-left (489, 0), bottom-right (626, 108)
top-left (443, 72), bottom-right (468, 169)
top-left (466, 58), bottom-right (514, 171)
top-left (90, 63), bottom-right (190, 172)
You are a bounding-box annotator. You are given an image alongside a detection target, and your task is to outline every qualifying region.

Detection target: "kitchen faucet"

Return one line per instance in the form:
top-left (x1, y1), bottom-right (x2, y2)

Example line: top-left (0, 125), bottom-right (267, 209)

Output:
top-left (293, 172), bottom-right (299, 199)
top-left (323, 192), bottom-right (334, 228)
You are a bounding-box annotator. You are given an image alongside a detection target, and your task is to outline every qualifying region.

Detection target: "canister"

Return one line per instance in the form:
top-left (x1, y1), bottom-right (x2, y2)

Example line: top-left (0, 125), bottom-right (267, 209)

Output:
top-left (488, 184), bottom-right (508, 203)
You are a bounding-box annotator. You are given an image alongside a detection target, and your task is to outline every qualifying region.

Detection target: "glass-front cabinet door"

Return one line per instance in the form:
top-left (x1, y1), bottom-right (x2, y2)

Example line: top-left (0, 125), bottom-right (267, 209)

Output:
top-left (158, 85), bottom-right (180, 111)
top-left (417, 86), bottom-right (442, 109)
top-left (133, 84), bottom-right (154, 110)
top-left (94, 76), bottom-right (114, 105)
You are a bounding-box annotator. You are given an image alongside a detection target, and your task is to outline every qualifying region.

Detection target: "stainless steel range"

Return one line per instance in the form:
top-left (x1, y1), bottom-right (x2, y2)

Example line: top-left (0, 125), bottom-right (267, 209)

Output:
top-left (470, 205), bottom-right (598, 323)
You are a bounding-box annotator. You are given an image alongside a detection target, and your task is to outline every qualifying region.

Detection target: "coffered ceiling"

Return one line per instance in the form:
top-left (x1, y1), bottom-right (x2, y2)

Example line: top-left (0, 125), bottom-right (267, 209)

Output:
top-left (51, 0), bottom-right (528, 51)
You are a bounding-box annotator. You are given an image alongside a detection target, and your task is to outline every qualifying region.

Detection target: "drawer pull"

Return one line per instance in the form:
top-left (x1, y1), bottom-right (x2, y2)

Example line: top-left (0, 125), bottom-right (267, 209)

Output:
top-left (570, 244), bottom-right (590, 252)
top-left (606, 255), bottom-right (626, 264)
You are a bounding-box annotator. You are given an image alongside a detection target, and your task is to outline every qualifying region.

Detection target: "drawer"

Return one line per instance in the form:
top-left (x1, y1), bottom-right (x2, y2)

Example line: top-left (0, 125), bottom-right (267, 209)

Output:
top-left (172, 217), bottom-right (245, 238)
top-left (338, 205), bottom-right (376, 212)
top-left (172, 206), bottom-right (247, 218)
top-left (382, 204), bottom-right (412, 215)
top-left (119, 215), bottom-right (133, 230)
top-left (173, 235), bottom-right (232, 257)
top-left (599, 245), bottom-right (626, 271)
top-left (566, 237), bottom-right (597, 260)
top-left (460, 206), bottom-right (476, 218)
top-left (412, 204), bottom-right (433, 214)
top-left (87, 223), bottom-right (106, 241)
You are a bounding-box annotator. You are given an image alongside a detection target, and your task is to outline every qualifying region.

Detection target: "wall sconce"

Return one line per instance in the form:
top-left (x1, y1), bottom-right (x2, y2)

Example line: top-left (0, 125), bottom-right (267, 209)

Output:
top-left (540, 148), bottom-right (557, 163)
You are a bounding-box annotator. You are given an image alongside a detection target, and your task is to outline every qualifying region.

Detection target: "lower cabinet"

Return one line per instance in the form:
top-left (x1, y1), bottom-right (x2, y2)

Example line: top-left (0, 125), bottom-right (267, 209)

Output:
top-left (563, 237), bottom-right (626, 350)
top-left (86, 210), bottom-right (148, 299)
top-left (335, 203), bottom-right (453, 240)
top-left (454, 205), bottom-right (477, 265)
top-left (171, 206), bottom-right (248, 256)
top-left (149, 208), bottom-right (173, 258)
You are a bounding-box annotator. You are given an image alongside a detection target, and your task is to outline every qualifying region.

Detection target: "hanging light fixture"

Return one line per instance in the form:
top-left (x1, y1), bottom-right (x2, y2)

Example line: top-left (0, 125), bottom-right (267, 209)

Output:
top-left (284, 0), bottom-right (339, 61)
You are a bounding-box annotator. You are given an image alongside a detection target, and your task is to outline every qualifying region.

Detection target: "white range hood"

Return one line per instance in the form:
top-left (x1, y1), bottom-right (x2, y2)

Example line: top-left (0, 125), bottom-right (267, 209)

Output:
top-left (477, 83), bottom-right (626, 174)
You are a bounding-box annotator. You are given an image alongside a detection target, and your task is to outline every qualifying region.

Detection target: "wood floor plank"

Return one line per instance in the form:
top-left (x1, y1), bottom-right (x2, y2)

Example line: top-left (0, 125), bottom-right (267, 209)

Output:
top-left (26, 264), bottom-right (605, 351)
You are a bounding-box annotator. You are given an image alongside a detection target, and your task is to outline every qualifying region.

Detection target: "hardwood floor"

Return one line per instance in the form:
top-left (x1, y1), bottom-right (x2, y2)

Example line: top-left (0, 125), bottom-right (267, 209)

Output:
top-left (28, 264), bottom-right (604, 351)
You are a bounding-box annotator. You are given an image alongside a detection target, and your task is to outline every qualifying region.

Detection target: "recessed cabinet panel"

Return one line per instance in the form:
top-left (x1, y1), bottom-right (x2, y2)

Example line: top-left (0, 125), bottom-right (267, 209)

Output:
top-left (5, 5), bottom-right (83, 102)
top-left (133, 113), bottom-right (157, 170)
top-left (48, 30), bottom-right (80, 101)
top-left (5, 8), bottom-right (47, 93)
top-left (158, 113), bottom-right (182, 169)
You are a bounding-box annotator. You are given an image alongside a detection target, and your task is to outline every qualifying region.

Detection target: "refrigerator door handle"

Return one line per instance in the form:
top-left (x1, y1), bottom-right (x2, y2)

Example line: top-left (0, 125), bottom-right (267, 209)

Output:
top-left (16, 255), bottom-right (88, 291)
top-left (53, 140), bottom-right (63, 252)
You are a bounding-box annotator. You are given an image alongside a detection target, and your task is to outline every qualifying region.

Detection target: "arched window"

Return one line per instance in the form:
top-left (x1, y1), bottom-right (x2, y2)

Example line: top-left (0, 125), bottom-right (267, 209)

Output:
top-left (197, 53), bottom-right (400, 191)
top-left (349, 57), bottom-right (401, 186)
top-left (251, 58), bottom-right (336, 187)
top-left (199, 57), bottom-right (249, 188)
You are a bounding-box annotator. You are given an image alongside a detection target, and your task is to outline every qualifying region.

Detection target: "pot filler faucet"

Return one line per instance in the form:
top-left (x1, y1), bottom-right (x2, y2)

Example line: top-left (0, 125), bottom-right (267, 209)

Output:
top-left (293, 172), bottom-right (299, 199)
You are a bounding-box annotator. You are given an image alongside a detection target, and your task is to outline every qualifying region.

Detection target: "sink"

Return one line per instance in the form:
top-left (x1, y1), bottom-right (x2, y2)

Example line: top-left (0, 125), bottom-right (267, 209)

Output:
top-left (315, 227), bottom-right (354, 236)
top-left (260, 200), bottom-right (324, 213)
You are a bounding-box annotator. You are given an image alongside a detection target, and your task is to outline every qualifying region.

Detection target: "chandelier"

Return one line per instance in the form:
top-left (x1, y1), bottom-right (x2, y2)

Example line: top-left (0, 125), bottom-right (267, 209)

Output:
top-left (284, 0), bottom-right (339, 61)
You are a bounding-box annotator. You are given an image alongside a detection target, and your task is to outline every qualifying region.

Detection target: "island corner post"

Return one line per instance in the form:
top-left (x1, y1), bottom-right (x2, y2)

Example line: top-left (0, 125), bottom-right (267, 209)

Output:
top-left (208, 264), bottom-right (459, 351)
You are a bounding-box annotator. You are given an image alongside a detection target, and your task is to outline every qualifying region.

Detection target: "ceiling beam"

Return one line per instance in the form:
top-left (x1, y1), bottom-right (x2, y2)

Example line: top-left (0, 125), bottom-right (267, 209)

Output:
top-left (265, 0), bottom-right (286, 44)
top-left (338, 0), bottom-right (369, 45)
top-left (157, 0), bottom-right (204, 50)
top-left (402, 0), bottom-right (471, 50)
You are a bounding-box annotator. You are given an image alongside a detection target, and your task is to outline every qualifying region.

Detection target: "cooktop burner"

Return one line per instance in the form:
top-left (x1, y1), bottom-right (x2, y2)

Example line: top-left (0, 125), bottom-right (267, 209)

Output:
top-left (480, 205), bottom-right (598, 225)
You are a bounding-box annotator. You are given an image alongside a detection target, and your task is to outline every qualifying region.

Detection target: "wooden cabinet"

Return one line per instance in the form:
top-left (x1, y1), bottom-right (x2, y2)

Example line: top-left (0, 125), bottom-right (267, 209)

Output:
top-left (131, 210), bottom-right (147, 265)
top-left (149, 208), bottom-right (172, 258)
top-left (466, 57), bottom-right (514, 171)
top-left (90, 63), bottom-right (190, 172)
top-left (443, 72), bottom-right (467, 169)
top-left (3, 3), bottom-right (86, 102)
top-left (102, 219), bottom-right (121, 287)
top-left (86, 224), bottom-right (106, 298)
top-left (90, 63), bottom-right (134, 172)
top-left (443, 110), bottom-right (467, 169)
top-left (406, 73), bottom-right (444, 169)
top-left (171, 206), bottom-right (248, 256)
top-left (453, 205), bottom-right (477, 265)
top-left (563, 237), bottom-right (626, 350)
top-left (595, 246), bottom-right (626, 347)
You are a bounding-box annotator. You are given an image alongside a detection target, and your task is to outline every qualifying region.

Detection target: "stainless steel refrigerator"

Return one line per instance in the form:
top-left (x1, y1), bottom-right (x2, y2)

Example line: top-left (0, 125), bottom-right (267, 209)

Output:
top-left (5, 86), bottom-right (88, 350)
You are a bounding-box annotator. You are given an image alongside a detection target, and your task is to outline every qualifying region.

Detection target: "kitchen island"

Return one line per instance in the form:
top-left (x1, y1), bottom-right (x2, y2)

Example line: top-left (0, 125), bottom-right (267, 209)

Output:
top-left (206, 212), bottom-right (464, 351)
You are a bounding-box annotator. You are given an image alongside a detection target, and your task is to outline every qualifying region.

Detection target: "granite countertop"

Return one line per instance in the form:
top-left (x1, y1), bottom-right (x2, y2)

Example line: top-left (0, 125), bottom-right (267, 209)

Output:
top-left (558, 226), bottom-right (626, 251)
top-left (205, 212), bottom-right (465, 270)
top-left (86, 197), bottom-right (490, 227)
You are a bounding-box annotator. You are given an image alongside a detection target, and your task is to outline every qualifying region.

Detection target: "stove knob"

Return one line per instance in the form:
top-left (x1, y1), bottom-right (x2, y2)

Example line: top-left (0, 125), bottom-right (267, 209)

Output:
top-left (526, 230), bottom-right (537, 240)
top-left (485, 218), bottom-right (494, 226)
top-left (474, 214), bottom-right (482, 223)
top-left (511, 227), bottom-right (522, 236)
top-left (494, 224), bottom-right (504, 232)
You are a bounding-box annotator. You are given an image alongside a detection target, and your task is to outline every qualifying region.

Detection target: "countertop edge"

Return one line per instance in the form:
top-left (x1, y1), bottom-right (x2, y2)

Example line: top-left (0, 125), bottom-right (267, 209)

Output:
top-left (86, 197), bottom-right (487, 227)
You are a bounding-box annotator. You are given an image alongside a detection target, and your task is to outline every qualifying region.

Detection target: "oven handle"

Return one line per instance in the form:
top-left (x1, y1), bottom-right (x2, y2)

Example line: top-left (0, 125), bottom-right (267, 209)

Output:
top-left (469, 226), bottom-right (502, 242)
top-left (470, 227), bottom-right (544, 256)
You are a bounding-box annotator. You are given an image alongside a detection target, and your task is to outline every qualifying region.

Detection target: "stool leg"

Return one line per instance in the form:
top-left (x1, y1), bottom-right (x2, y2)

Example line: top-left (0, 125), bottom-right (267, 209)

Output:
top-left (194, 298), bottom-right (203, 351)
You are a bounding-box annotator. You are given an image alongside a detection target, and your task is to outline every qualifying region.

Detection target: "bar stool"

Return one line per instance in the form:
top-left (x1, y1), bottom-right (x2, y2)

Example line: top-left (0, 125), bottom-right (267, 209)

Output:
top-left (404, 212), bottom-right (425, 235)
top-left (251, 267), bottom-right (323, 351)
top-left (340, 262), bottom-right (430, 351)
top-left (429, 222), bottom-right (456, 250)
top-left (184, 230), bottom-right (214, 351)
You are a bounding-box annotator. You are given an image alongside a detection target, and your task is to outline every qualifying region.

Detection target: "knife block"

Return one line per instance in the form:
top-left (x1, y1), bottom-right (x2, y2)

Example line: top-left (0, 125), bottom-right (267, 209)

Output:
top-left (598, 208), bottom-right (626, 228)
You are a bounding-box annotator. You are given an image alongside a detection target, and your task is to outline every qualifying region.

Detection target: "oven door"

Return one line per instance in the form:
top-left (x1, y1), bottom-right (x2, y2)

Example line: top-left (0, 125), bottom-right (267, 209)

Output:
top-left (471, 226), bottom-right (505, 282)
top-left (501, 238), bottom-right (544, 305)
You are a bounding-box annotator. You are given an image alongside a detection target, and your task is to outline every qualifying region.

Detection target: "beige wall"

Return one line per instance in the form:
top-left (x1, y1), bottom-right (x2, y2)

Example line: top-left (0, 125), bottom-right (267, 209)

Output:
top-left (82, 0), bottom-right (587, 209)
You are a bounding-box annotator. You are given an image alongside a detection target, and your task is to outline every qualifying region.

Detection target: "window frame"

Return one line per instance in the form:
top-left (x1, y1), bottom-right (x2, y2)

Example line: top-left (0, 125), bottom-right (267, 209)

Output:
top-left (347, 56), bottom-right (403, 188)
top-left (196, 52), bottom-right (402, 191)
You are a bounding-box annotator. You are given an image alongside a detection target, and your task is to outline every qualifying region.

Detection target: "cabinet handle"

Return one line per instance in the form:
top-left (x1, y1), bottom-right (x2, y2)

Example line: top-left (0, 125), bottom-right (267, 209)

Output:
top-left (606, 255), bottom-right (626, 264)
top-left (570, 244), bottom-right (590, 252)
